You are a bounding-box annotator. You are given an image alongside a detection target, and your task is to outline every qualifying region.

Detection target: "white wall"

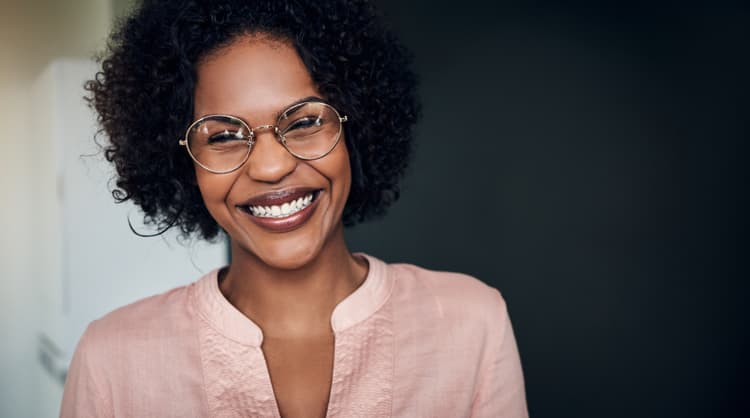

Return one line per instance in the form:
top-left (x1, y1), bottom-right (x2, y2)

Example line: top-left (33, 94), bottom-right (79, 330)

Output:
top-left (1, 2), bottom-right (119, 417)
top-left (29, 58), bottom-right (227, 418)
top-left (2, 0), bottom-right (231, 415)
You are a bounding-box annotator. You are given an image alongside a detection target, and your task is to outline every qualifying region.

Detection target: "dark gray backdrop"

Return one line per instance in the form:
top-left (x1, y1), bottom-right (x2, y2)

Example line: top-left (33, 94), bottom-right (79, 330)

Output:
top-left (345, 2), bottom-right (748, 417)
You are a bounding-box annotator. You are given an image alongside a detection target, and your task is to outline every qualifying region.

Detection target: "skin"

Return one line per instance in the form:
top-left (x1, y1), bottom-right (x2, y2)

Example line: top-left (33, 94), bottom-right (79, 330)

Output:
top-left (192, 34), bottom-right (368, 417)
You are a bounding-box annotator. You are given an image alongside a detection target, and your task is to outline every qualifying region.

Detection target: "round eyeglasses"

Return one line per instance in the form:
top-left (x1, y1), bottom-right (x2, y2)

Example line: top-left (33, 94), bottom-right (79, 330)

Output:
top-left (178, 101), bottom-right (348, 174)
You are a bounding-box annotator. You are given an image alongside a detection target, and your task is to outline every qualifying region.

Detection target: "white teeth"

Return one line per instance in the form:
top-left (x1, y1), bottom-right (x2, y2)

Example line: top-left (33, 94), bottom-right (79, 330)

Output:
top-left (247, 192), bottom-right (315, 218)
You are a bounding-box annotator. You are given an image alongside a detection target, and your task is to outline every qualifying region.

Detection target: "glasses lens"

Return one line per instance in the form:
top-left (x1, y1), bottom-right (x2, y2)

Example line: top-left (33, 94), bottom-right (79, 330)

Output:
top-left (187, 116), bottom-right (251, 172)
top-left (278, 102), bottom-right (342, 159)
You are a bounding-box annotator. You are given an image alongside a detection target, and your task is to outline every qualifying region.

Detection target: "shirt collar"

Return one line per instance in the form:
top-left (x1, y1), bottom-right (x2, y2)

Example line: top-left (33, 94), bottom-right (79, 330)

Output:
top-left (192, 252), bottom-right (393, 347)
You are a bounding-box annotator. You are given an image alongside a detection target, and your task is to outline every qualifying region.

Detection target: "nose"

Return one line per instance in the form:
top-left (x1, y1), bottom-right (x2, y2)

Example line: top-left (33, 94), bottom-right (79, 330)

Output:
top-left (244, 127), bottom-right (297, 183)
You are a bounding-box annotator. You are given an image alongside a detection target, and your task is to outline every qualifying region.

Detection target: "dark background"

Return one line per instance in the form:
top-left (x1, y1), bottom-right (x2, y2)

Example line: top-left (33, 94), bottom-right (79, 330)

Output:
top-left (346, 1), bottom-right (748, 417)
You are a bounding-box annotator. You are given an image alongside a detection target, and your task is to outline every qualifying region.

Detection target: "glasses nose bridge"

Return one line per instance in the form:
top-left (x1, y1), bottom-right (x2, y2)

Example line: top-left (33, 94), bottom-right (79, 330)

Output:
top-left (250, 124), bottom-right (280, 141)
top-left (248, 123), bottom-right (286, 157)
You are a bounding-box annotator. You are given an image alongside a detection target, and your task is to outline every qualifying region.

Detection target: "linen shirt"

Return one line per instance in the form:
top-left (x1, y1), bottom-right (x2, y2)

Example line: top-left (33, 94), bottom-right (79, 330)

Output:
top-left (60, 253), bottom-right (528, 417)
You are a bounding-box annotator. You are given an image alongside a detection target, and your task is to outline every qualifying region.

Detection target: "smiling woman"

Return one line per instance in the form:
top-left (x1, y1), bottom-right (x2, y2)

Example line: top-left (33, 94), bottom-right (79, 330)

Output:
top-left (191, 38), bottom-right (354, 270)
top-left (59, 1), bottom-right (528, 417)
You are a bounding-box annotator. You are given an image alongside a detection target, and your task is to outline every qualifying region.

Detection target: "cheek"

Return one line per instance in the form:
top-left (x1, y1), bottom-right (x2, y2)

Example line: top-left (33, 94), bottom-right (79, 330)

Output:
top-left (310, 141), bottom-right (351, 214)
top-left (195, 170), bottom-right (234, 218)
top-left (332, 143), bottom-right (352, 200)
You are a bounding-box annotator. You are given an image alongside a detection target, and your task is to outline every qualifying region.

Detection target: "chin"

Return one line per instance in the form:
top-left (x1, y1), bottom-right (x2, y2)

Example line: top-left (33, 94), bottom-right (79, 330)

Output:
top-left (247, 240), bottom-right (322, 271)
top-left (226, 206), bottom-right (345, 271)
top-left (260, 254), bottom-right (314, 271)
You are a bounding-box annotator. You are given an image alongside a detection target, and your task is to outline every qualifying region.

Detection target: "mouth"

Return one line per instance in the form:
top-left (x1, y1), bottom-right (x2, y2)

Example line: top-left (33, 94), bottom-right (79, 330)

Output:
top-left (239, 190), bottom-right (320, 218)
top-left (236, 189), bottom-right (323, 232)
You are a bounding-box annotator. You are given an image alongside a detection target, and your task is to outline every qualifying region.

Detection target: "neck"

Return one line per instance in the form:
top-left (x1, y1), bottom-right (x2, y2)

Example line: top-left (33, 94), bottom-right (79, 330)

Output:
top-left (219, 224), bottom-right (368, 339)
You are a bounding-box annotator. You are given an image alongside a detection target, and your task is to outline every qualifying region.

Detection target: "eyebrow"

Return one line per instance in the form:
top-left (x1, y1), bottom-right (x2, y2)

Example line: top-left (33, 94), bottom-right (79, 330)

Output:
top-left (193, 96), bottom-right (325, 124)
top-left (278, 96), bottom-right (324, 119)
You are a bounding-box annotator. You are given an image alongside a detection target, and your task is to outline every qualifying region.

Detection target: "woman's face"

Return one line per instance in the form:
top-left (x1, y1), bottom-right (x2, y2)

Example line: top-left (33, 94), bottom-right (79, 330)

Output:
top-left (192, 35), bottom-right (352, 269)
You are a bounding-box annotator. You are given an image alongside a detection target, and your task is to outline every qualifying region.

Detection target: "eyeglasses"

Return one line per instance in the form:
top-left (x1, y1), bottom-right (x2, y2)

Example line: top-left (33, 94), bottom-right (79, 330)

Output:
top-left (179, 101), bottom-right (348, 174)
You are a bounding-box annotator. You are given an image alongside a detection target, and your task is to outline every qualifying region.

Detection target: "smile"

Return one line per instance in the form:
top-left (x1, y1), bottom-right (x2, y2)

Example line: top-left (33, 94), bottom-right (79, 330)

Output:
top-left (237, 189), bottom-right (322, 233)
top-left (246, 192), bottom-right (315, 218)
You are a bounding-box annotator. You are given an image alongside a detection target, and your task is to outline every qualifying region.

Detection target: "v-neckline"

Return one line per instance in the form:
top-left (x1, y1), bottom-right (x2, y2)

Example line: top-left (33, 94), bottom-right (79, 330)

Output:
top-left (261, 332), bottom-right (336, 418)
top-left (193, 252), bottom-right (392, 347)
top-left (191, 252), bottom-right (396, 417)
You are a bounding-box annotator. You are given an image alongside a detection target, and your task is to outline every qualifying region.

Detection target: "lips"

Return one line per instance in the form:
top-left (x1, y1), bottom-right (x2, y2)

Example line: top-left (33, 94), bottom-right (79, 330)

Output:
top-left (236, 187), bottom-right (323, 233)
top-left (239, 187), bottom-right (320, 207)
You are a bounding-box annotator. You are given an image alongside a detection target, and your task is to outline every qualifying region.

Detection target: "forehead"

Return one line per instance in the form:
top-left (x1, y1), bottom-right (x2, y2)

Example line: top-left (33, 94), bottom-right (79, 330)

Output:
top-left (193, 35), bottom-right (321, 122)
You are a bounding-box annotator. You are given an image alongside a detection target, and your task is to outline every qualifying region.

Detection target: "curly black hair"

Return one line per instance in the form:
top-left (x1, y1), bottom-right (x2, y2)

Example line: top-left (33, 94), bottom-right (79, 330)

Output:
top-left (86, 0), bottom-right (420, 240)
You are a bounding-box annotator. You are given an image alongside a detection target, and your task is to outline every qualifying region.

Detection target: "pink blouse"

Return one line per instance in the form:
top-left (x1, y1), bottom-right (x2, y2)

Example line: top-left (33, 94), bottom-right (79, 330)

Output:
top-left (60, 253), bottom-right (528, 417)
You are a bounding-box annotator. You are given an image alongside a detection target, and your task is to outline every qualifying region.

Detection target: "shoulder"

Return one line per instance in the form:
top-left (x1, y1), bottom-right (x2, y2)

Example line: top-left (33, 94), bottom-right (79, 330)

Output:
top-left (66, 275), bottom-right (207, 381)
top-left (370, 258), bottom-right (528, 415)
top-left (76, 275), bottom-right (204, 362)
top-left (62, 276), bottom-right (211, 415)
top-left (94, 281), bottom-right (195, 340)
top-left (385, 261), bottom-right (509, 335)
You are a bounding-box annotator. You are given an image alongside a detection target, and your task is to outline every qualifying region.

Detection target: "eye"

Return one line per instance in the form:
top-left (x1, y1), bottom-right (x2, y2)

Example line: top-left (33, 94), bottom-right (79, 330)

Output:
top-left (287, 116), bottom-right (323, 131)
top-left (207, 129), bottom-right (246, 144)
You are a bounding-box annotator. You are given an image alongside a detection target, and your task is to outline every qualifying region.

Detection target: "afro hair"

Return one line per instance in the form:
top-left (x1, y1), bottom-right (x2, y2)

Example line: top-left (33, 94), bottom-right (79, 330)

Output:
top-left (86, 0), bottom-right (420, 239)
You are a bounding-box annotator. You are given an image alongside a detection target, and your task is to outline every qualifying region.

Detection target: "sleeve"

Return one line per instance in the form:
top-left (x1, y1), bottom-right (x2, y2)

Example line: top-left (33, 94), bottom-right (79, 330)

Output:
top-left (470, 289), bottom-right (529, 418)
top-left (59, 320), bottom-right (114, 418)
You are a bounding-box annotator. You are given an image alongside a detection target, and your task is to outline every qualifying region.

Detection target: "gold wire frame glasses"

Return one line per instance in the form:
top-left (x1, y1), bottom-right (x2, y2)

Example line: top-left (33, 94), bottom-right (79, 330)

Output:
top-left (178, 101), bottom-right (348, 174)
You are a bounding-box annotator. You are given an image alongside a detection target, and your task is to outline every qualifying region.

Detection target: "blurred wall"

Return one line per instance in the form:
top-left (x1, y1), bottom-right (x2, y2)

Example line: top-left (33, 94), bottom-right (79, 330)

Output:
top-left (0, 1), bottom-right (111, 417)
top-left (351, 1), bottom-right (747, 417)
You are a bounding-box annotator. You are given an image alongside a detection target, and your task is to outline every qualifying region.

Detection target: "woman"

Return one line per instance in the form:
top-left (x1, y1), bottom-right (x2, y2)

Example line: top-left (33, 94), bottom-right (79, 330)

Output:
top-left (60, 0), bottom-right (528, 417)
